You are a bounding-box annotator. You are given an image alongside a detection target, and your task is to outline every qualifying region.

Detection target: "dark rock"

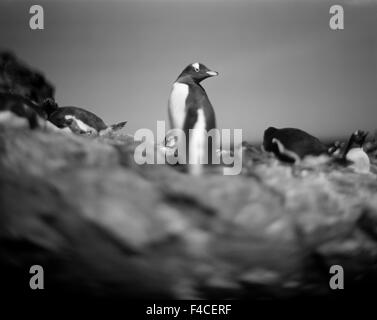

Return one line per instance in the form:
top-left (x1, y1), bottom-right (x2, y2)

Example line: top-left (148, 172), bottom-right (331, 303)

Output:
top-left (0, 51), bottom-right (54, 103)
top-left (0, 92), bottom-right (46, 128)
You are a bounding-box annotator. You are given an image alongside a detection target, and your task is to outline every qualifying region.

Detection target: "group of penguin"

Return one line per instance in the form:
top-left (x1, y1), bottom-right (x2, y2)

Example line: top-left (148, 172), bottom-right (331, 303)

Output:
top-left (167, 62), bottom-right (371, 174)
top-left (263, 126), bottom-right (370, 173)
top-left (0, 61), bottom-right (371, 174)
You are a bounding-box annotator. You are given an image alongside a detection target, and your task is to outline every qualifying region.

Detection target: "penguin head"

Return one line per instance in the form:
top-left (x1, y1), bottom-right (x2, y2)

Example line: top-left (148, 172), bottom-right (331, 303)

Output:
top-left (40, 98), bottom-right (59, 118)
top-left (349, 130), bottom-right (368, 148)
top-left (262, 127), bottom-right (278, 152)
top-left (177, 62), bottom-right (218, 83)
top-left (345, 131), bottom-right (370, 173)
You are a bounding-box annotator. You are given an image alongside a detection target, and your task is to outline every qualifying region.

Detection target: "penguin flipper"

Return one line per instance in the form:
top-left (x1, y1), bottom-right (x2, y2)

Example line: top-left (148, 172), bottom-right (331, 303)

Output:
top-left (272, 138), bottom-right (300, 164)
top-left (183, 107), bottom-right (198, 155)
top-left (98, 121), bottom-right (127, 136)
top-left (109, 121), bottom-right (128, 132)
top-left (183, 108), bottom-right (198, 134)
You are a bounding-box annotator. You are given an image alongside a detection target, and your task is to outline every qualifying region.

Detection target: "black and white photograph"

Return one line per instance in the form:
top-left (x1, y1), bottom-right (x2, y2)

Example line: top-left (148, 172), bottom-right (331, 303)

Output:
top-left (0, 0), bottom-right (377, 312)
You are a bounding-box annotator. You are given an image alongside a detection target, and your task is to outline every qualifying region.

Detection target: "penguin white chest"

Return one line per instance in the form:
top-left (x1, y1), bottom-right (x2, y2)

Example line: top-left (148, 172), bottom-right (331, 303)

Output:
top-left (346, 148), bottom-right (370, 173)
top-left (168, 82), bottom-right (189, 129)
top-left (64, 115), bottom-right (97, 133)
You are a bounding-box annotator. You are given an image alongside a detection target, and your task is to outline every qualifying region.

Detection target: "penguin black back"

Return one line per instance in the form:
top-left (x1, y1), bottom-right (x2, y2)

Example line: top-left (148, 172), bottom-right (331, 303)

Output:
top-left (49, 106), bottom-right (108, 131)
top-left (263, 127), bottom-right (328, 162)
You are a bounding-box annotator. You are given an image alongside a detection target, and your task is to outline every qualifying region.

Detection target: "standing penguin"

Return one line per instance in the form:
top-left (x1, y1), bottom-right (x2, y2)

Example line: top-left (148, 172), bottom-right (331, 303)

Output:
top-left (341, 130), bottom-right (370, 173)
top-left (168, 62), bottom-right (218, 174)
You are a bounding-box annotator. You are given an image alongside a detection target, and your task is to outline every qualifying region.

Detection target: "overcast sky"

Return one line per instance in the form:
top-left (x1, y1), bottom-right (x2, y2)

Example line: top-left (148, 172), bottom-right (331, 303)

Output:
top-left (1, 0), bottom-right (376, 141)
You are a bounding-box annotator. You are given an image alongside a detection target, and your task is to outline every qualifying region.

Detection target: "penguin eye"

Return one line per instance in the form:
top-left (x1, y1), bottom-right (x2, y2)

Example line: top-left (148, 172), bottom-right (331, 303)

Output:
top-left (194, 66), bottom-right (200, 72)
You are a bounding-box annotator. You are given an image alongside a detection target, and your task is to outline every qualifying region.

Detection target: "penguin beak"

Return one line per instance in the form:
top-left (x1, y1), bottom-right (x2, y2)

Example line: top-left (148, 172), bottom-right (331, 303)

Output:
top-left (206, 70), bottom-right (218, 77)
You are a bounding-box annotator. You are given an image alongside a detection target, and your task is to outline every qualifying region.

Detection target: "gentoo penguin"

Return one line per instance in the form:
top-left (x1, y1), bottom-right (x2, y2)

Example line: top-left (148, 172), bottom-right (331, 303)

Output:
top-left (47, 105), bottom-right (127, 135)
top-left (263, 127), bottom-right (328, 163)
top-left (168, 62), bottom-right (218, 174)
top-left (0, 92), bottom-right (46, 129)
top-left (341, 130), bottom-right (370, 173)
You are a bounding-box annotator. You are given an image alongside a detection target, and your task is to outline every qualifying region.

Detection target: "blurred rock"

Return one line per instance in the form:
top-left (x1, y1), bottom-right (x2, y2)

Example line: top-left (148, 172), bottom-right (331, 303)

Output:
top-left (1, 124), bottom-right (377, 300)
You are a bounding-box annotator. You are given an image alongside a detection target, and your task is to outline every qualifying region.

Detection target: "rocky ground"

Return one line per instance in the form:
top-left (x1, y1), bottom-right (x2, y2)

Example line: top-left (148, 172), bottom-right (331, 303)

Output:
top-left (1, 52), bottom-right (377, 300)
